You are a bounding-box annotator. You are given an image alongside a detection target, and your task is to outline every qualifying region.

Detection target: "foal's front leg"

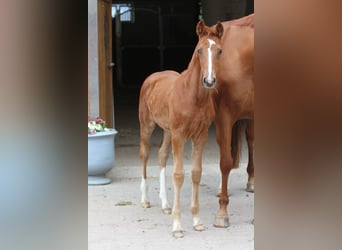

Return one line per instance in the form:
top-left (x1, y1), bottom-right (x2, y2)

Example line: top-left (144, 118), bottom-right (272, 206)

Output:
top-left (171, 133), bottom-right (185, 238)
top-left (191, 133), bottom-right (208, 232)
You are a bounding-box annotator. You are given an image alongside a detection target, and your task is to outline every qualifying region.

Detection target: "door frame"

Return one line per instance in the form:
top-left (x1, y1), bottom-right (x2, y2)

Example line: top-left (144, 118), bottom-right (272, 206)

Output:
top-left (98, 0), bottom-right (114, 128)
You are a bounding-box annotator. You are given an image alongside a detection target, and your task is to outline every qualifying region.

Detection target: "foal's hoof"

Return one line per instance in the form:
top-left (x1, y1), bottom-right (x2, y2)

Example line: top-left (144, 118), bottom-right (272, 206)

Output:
top-left (246, 183), bottom-right (255, 193)
top-left (162, 207), bottom-right (172, 215)
top-left (213, 216), bottom-right (229, 228)
top-left (193, 224), bottom-right (205, 231)
top-left (141, 201), bottom-right (151, 208)
top-left (172, 230), bottom-right (184, 238)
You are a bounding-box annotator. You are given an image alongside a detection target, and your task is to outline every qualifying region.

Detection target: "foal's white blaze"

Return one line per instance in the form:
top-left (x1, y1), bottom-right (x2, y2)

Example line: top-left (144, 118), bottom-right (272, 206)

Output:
top-left (207, 38), bottom-right (216, 82)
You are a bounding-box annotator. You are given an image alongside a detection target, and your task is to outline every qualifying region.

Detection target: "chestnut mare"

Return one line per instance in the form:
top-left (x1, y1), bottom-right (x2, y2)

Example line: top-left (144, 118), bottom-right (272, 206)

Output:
top-left (139, 20), bottom-right (224, 238)
top-left (211, 14), bottom-right (254, 228)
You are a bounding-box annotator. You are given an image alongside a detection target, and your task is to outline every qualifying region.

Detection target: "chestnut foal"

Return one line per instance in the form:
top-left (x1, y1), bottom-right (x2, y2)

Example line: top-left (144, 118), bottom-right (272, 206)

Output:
top-left (139, 20), bottom-right (224, 238)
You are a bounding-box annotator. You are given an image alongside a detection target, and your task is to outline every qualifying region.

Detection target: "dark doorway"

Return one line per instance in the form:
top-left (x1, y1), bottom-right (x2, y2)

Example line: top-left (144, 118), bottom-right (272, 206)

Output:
top-left (112, 1), bottom-right (198, 89)
top-left (111, 0), bottom-right (254, 132)
top-left (112, 0), bottom-right (199, 131)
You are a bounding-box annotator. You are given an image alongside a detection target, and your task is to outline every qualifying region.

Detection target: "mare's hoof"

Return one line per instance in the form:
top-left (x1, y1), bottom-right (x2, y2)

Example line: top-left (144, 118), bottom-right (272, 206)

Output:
top-left (246, 183), bottom-right (255, 193)
top-left (213, 216), bottom-right (229, 228)
top-left (193, 224), bottom-right (205, 231)
top-left (141, 201), bottom-right (151, 208)
top-left (172, 230), bottom-right (184, 238)
top-left (162, 208), bottom-right (172, 215)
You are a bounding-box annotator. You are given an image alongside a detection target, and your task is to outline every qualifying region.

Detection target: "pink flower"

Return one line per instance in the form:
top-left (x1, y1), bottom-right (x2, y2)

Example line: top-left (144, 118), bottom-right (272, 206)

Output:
top-left (88, 116), bottom-right (107, 134)
top-left (95, 117), bottom-right (105, 124)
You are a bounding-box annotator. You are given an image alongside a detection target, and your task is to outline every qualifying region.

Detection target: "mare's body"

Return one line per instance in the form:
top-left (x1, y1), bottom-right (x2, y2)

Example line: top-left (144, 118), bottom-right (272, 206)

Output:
top-left (212, 13), bottom-right (255, 227)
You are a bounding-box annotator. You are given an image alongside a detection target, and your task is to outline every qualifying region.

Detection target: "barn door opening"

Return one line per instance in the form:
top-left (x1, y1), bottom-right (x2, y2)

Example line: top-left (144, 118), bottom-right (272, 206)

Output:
top-left (112, 2), bottom-right (198, 90)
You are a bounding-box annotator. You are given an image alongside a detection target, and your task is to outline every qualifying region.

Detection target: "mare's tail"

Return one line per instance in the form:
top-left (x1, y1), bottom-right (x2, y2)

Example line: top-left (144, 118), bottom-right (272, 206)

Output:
top-left (231, 120), bottom-right (247, 168)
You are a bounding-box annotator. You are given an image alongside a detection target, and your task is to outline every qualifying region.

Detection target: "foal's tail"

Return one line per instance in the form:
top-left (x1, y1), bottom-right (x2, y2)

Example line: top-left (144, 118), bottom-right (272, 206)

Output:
top-left (231, 120), bottom-right (247, 168)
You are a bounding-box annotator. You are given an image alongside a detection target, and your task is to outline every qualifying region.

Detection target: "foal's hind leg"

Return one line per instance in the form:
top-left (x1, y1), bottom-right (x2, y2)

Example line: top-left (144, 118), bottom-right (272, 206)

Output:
top-left (246, 120), bottom-right (254, 192)
top-left (158, 130), bottom-right (172, 214)
top-left (140, 117), bottom-right (156, 209)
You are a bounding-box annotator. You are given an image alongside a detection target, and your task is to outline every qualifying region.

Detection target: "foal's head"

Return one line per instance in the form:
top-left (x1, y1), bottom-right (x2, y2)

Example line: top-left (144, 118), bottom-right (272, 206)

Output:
top-left (195, 20), bottom-right (224, 89)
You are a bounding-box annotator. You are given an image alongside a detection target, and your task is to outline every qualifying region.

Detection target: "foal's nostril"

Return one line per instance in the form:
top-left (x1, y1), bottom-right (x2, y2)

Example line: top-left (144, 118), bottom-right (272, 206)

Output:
top-left (203, 77), bottom-right (216, 88)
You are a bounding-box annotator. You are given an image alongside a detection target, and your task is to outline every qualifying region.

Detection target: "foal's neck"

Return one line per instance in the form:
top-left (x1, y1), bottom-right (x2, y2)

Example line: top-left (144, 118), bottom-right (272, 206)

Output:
top-left (183, 57), bottom-right (213, 105)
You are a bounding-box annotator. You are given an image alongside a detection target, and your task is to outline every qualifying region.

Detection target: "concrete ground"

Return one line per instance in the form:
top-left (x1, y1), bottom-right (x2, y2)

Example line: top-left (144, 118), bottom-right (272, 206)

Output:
top-left (88, 100), bottom-right (254, 250)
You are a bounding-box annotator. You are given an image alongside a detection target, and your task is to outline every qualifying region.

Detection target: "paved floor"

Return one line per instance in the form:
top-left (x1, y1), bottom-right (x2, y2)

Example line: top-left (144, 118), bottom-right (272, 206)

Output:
top-left (88, 102), bottom-right (254, 250)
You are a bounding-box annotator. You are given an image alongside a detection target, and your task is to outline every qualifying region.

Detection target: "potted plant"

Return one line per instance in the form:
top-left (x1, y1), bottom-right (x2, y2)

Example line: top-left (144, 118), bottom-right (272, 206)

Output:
top-left (88, 117), bottom-right (118, 185)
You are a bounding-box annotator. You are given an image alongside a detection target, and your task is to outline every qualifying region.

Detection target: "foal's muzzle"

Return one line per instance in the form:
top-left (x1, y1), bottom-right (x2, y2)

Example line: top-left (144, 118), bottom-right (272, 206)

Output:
top-left (203, 77), bottom-right (216, 88)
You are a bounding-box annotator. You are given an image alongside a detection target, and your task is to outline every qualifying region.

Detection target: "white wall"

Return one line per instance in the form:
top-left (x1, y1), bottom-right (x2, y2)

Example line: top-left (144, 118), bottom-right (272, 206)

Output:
top-left (88, 0), bottom-right (99, 119)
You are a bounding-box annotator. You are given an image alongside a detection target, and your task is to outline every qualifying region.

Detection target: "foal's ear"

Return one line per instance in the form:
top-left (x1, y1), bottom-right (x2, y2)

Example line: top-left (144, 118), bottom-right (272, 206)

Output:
top-left (196, 19), bottom-right (206, 37)
top-left (216, 21), bottom-right (224, 39)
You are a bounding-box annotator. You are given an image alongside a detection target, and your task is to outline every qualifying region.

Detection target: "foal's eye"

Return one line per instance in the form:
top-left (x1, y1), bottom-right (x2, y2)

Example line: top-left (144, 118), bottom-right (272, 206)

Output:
top-left (218, 48), bottom-right (223, 55)
top-left (197, 48), bottom-right (202, 55)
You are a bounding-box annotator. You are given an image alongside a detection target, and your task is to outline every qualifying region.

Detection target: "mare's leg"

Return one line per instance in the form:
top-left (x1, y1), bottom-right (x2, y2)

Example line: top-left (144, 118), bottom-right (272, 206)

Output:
top-left (191, 132), bottom-right (208, 231)
top-left (158, 130), bottom-right (172, 214)
top-left (171, 132), bottom-right (186, 238)
top-left (216, 179), bottom-right (222, 197)
top-left (246, 119), bottom-right (254, 192)
top-left (216, 120), bottom-right (243, 197)
top-left (214, 114), bottom-right (233, 228)
top-left (139, 114), bottom-right (156, 209)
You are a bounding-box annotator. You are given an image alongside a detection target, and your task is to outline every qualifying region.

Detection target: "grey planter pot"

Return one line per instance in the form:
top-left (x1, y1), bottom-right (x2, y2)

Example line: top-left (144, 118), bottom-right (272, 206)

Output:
top-left (88, 129), bottom-right (118, 185)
